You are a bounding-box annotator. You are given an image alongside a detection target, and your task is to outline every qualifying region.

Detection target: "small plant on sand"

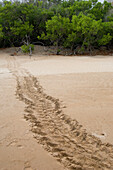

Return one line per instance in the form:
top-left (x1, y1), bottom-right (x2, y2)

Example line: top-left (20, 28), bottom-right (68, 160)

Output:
top-left (21, 44), bottom-right (34, 53)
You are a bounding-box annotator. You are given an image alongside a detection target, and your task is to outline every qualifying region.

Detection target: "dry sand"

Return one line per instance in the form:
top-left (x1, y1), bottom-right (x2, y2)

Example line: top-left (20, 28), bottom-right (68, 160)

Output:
top-left (0, 46), bottom-right (113, 169)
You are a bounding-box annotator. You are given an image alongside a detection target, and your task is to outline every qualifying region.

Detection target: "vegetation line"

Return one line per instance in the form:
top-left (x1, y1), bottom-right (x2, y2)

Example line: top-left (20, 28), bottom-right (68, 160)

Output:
top-left (0, 0), bottom-right (113, 55)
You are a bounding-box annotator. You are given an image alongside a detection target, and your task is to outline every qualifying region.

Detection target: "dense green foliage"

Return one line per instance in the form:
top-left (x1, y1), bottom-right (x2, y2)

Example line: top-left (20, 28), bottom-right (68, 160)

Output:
top-left (0, 0), bottom-right (113, 54)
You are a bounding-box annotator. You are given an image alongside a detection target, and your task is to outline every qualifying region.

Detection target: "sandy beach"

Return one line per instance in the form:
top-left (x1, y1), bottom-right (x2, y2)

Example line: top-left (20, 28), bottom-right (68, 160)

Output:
top-left (0, 46), bottom-right (113, 169)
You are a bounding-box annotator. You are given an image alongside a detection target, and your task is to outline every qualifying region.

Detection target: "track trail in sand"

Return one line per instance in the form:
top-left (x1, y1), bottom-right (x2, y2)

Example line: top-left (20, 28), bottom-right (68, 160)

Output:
top-left (7, 56), bottom-right (113, 170)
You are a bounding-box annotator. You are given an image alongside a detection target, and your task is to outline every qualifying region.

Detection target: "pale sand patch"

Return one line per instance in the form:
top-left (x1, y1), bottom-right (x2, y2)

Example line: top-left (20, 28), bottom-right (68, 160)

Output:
top-left (22, 56), bottom-right (113, 75)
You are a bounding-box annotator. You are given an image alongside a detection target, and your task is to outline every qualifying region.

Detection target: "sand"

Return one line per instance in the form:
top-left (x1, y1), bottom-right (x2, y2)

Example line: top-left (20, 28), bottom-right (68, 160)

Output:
top-left (0, 46), bottom-right (113, 169)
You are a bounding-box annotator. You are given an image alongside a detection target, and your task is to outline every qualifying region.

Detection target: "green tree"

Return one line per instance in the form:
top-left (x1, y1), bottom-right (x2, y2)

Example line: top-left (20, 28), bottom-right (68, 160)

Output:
top-left (65, 13), bottom-right (113, 54)
top-left (10, 21), bottom-right (34, 45)
top-left (0, 25), bottom-right (3, 38)
top-left (89, 1), bottom-right (112, 21)
top-left (39, 15), bottom-right (71, 54)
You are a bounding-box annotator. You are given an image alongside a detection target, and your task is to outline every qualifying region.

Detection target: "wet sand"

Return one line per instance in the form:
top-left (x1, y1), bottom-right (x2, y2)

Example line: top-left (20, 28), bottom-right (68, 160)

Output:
top-left (0, 46), bottom-right (113, 169)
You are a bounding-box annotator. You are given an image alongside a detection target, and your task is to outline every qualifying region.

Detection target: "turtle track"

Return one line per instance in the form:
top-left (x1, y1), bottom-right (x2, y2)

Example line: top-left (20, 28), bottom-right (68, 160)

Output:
top-left (16, 74), bottom-right (113, 170)
top-left (7, 56), bottom-right (113, 169)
